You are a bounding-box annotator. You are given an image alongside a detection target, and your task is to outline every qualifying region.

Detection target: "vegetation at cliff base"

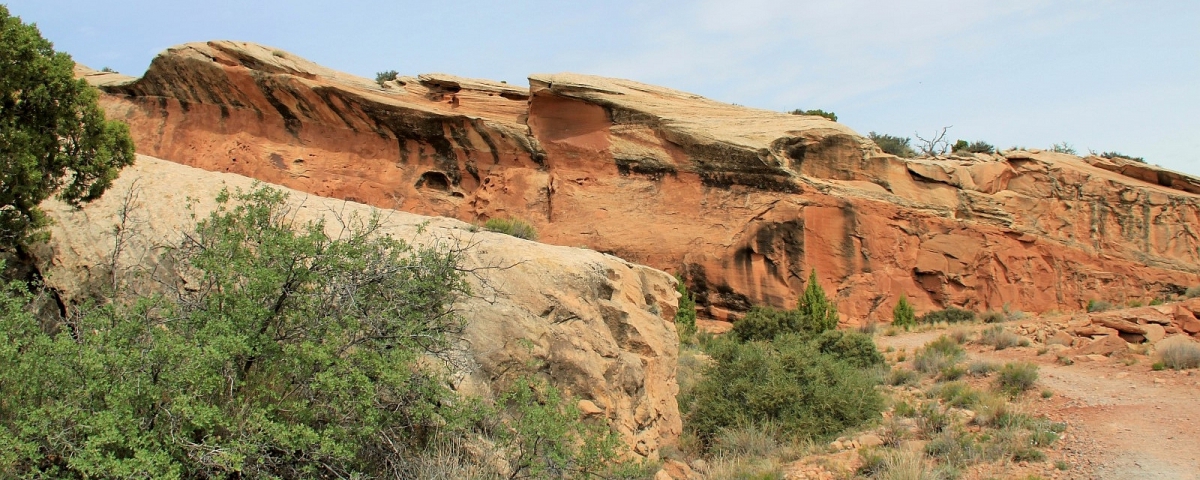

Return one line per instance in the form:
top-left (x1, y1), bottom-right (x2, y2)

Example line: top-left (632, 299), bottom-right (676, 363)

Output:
top-left (0, 6), bottom-right (135, 248)
top-left (892, 294), bottom-right (916, 328)
top-left (682, 268), bottom-right (884, 452)
top-left (0, 187), bottom-right (636, 479)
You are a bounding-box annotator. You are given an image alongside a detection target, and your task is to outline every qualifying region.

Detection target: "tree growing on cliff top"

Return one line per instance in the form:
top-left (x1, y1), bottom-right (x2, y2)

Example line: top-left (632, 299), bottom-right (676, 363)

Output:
top-left (0, 6), bottom-right (134, 248)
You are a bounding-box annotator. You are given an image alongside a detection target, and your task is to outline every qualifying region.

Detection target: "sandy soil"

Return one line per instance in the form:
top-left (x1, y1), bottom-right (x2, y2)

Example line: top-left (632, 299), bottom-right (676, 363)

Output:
top-left (877, 327), bottom-right (1200, 480)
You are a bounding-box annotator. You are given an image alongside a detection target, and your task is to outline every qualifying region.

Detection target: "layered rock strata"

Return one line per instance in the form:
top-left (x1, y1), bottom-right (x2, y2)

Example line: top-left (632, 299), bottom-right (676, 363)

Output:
top-left (82, 41), bottom-right (1200, 323)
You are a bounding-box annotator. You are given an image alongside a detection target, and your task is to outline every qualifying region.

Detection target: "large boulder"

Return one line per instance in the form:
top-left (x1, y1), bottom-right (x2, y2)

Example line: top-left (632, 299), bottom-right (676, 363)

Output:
top-left (33, 155), bottom-right (683, 458)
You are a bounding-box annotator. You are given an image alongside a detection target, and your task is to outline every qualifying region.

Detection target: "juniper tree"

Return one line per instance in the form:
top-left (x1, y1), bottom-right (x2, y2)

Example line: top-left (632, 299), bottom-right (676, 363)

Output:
top-left (0, 6), bottom-right (135, 248)
top-left (797, 269), bottom-right (838, 333)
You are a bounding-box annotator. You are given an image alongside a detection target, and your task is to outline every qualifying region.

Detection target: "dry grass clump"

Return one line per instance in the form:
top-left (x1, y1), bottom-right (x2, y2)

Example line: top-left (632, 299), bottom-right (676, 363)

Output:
top-left (858, 449), bottom-right (937, 480)
top-left (913, 336), bottom-right (965, 375)
top-left (1156, 336), bottom-right (1200, 370)
top-left (887, 367), bottom-right (920, 386)
top-left (948, 328), bottom-right (972, 344)
top-left (712, 424), bottom-right (779, 458)
top-left (483, 217), bottom-right (538, 240)
top-left (979, 325), bottom-right (1022, 350)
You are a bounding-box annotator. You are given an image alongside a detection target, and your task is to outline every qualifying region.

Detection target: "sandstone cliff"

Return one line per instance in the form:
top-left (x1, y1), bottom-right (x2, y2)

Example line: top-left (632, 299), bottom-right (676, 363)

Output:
top-left (82, 41), bottom-right (1200, 323)
top-left (33, 155), bottom-right (682, 458)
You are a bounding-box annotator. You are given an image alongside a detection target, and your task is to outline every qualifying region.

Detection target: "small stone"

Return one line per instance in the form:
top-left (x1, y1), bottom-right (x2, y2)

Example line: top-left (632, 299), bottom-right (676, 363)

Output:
top-left (858, 433), bottom-right (884, 448)
top-left (577, 399), bottom-right (604, 416)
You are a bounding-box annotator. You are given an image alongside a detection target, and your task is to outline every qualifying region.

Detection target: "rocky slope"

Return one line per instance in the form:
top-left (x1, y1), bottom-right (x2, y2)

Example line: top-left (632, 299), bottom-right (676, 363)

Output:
top-left (82, 41), bottom-right (1200, 323)
top-left (33, 155), bottom-right (682, 458)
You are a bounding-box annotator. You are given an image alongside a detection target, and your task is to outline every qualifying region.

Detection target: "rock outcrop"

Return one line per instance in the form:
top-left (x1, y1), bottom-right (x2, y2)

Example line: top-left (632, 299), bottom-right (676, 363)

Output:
top-left (1010, 298), bottom-right (1200, 359)
top-left (83, 41), bottom-right (1200, 323)
top-left (33, 155), bottom-right (683, 458)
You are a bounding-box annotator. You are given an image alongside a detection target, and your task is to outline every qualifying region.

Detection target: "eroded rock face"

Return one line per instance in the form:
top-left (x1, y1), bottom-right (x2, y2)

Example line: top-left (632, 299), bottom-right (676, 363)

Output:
top-left (83, 41), bottom-right (1200, 323)
top-left (33, 155), bottom-right (682, 458)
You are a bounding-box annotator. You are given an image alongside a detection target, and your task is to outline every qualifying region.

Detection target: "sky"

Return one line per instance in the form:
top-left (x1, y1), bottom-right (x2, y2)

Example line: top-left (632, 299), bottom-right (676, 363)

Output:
top-left (6, 0), bottom-right (1199, 176)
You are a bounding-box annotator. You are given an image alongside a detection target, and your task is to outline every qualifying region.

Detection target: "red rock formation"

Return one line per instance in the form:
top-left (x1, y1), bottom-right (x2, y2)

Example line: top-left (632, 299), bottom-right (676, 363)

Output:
top-left (82, 41), bottom-right (1200, 324)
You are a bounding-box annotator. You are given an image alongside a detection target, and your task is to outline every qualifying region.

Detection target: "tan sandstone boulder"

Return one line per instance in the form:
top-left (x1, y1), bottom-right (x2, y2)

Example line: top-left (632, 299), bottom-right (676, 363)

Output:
top-left (33, 155), bottom-right (682, 458)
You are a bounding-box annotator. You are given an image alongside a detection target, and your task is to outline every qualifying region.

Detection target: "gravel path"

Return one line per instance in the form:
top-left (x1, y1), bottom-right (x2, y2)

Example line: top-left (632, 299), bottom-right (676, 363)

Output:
top-left (877, 326), bottom-right (1200, 480)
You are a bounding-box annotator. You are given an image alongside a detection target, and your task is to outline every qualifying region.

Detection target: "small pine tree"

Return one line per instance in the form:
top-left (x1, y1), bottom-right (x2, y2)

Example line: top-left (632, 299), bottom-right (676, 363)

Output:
top-left (675, 274), bottom-right (697, 341)
top-left (797, 269), bottom-right (838, 333)
top-left (893, 294), bottom-right (916, 328)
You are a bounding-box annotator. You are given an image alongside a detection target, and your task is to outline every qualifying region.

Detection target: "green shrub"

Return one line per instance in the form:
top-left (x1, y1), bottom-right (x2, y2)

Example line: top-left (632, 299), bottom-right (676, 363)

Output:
top-left (496, 376), bottom-right (628, 479)
top-left (934, 381), bottom-right (981, 408)
top-left (685, 334), bottom-right (884, 446)
top-left (892, 294), bottom-right (917, 328)
top-left (995, 362), bottom-right (1039, 396)
top-left (919, 307), bottom-right (976, 324)
top-left (1186, 286), bottom-right (1200, 298)
top-left (732, 269), bottom-right (837, 342)
top-left (913, 336), bottom-right (966, 375)
top-left (812, 329), bottom-right (884, 369)
top-left (1156, 337), bottom-right (1200, 370)
top-left (981, 310), bottom-right (1006, 323)
top-left (1050, 142), bottom-right (1077, 155)
top-left (952, 139), bottom-right (995, 154)
top-left (980, 325), bottom-right (1022, 350)
top-left (1086, 299), bottom-right (1112, 312)
top-left (0, 188), bottom-right (474, 478)
top-left (869, 132), bottom-right (916, 158)
top-left (675, 274), bottom-right (698, 342)
top-left (1100, 151), bottom-right (1145, 163)
top-left (796, 269), bottom-right (839, 333)
top-left (939, 364), bottom-right (967, 381)
top-left (376, 69), bottom-right (399, 86)
top-left (484, 217), bottom-right (538, 240)
top-left (732, 305), bottom-right (804, 342)
top-left (925, 428), bottom-right (987, 467)
top-left (893, 400), bottom-right (917, 417)
top-left (915, 401), bottom-right (949, 434)
top-left (887, 367), bottom-right (920, 386)
top-left (789, 109), bottom-right (837, 121)
top-left (968, 360), bottom-right (997, 377)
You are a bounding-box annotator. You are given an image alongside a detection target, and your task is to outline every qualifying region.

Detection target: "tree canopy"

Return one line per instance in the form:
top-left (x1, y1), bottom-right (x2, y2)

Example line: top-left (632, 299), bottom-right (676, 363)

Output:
top-left (0, 6), bottom-right (134, 247)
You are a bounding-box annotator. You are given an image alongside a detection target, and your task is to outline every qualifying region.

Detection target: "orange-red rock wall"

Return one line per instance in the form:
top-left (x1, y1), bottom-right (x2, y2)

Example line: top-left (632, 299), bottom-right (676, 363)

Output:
top-left (94, 51), bottom-right (1200, 324)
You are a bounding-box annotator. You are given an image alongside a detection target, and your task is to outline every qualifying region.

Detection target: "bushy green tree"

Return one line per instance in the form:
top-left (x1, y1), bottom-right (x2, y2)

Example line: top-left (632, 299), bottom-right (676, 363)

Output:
top-left (797, 269), bottom-right (838, 333)
top-left (0, 6), bottom-right (135, 247)
top-left (686, 334), bottom-right (883, 445)
top-left (892, 294), bottom-right (916, 328)
top-left (868, 132), bottom-right (916, 158)
top-left (731, 305), bottom-right (804, 343)
top-left (0, 187), bottom-right (471, 478)
top-left (675, 274), bottom-right (697, 341)
top-left (813, 329), bottom-right (884, 369)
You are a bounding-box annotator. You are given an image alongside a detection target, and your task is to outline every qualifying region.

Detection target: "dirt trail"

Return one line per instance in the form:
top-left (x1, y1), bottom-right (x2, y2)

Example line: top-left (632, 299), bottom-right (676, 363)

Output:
top-left (877, 327), bottom-right (1200, 480)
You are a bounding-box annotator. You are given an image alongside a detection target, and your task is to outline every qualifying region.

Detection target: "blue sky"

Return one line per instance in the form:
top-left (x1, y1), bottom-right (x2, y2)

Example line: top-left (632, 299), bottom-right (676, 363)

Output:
top-left (8, 0), bottom-right (1199, 175)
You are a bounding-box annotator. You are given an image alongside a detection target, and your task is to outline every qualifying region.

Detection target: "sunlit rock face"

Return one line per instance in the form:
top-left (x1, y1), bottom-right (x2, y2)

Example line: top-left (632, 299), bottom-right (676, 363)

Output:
top-left (36, 155), bottom-right (683, 458)
top-left (83, 41), bottom-right (1200, 325)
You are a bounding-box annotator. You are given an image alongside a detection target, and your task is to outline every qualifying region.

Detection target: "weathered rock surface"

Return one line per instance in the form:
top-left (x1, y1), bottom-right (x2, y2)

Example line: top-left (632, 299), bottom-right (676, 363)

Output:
top-left (33, 155), bottom-right (682, 458)
top-left (83, 41), bottom-right (1200, 323)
